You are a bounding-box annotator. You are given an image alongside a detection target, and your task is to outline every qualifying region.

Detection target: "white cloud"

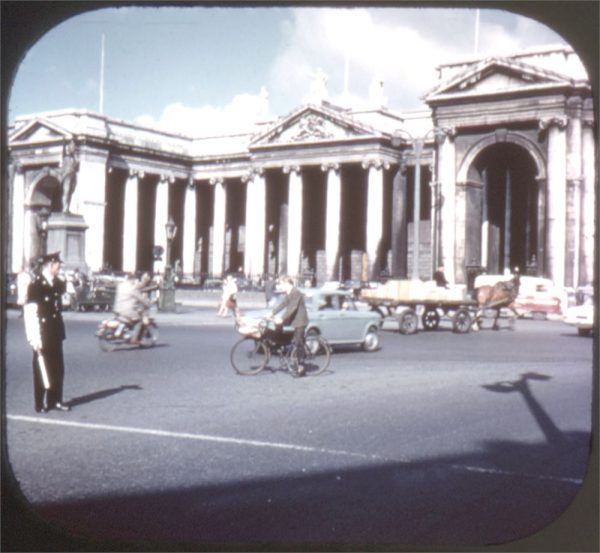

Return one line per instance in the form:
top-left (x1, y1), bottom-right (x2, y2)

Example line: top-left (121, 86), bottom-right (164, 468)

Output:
top-left (266, 7), bottom-right (567, 113)
top-left (135, 89), bottom-right (270, 136)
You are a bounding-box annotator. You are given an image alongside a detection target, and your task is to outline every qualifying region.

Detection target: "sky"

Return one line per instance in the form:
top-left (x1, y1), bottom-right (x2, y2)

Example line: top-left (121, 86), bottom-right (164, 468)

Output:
top-left (8, 5), bottom-right (571, 137)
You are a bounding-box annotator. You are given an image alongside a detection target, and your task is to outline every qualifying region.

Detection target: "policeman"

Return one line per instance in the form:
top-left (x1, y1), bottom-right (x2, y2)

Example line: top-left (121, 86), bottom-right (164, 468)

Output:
top-left (23, 252), bottom-right (71, 413)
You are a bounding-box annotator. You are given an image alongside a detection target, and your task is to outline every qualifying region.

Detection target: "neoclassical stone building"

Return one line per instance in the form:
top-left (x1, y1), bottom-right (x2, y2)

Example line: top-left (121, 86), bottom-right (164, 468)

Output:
top-left (7, 45), bottom-right (595, 289)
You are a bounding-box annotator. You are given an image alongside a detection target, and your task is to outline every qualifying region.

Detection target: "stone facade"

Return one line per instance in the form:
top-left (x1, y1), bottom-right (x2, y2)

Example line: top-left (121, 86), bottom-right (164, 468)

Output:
top-left (7, 46), bottom-right (595, 289)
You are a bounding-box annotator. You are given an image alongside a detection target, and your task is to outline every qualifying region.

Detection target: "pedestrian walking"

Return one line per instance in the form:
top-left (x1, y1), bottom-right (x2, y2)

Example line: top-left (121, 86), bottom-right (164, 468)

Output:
top-left (264, 273), bottom-right (276, 307)
top-left (269, 276), bottom-right (308, 377)
top-left (23, 252), bottom-right (71, 413)
top-left (218, 275), bottom-right (240, 318)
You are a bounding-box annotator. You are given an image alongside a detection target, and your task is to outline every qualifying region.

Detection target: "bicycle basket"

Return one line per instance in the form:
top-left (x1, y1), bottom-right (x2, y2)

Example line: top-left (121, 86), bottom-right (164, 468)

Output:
top-left (235, 317), bottom-right (264, 339)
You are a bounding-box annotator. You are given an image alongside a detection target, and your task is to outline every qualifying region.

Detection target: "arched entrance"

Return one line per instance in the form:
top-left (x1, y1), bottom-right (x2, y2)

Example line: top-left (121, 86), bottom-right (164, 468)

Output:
top-left (468, 142), bottom-right (539, 274)
top-left (25, 172), bottom-right (62, 262)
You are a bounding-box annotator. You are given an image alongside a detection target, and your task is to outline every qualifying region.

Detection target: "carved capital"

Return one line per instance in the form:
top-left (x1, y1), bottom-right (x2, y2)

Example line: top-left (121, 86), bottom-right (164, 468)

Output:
top-left (538, 116), bottom-right (568, 132)
top-left (209, 176), bottom-right (224, 186)
top-left (242, 167), bottom-right (264, 183)
top-left (283, 165), bottom-right (301, 176)
top-left (129, 169), bottom-right (145, 179)
top-left (187, 176), bottom-right (195, 190)
top-left (361, 159), bottom-right (390, 171)
top-left (159, 174), bottom-right (176, 184)
top-left (320, 162), bottom-right (340, 173)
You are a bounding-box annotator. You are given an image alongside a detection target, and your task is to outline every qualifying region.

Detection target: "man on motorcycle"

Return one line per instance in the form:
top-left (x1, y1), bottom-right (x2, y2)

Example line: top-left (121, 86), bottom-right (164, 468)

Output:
top-left (113, 273), bottom-right (152, 344)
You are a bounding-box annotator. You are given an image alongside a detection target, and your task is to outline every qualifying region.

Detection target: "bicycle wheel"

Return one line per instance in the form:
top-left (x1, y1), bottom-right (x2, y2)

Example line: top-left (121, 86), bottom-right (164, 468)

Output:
top-left (292, 336), bottom-right (331, 376)
top-left (139, 324), bottom-right (159, 347)
top-left (230, 337), bottom-right (269, 375)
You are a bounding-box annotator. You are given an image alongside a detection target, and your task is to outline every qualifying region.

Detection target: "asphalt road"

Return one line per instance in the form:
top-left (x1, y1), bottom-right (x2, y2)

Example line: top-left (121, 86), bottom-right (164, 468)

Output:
top-left (3, 307), bottom-right (595, 551)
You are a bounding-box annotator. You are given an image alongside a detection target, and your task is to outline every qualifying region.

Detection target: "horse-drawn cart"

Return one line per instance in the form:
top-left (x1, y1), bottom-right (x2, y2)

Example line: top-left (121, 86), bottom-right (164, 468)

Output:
top-left (360, 279), bottom-right (478, 334)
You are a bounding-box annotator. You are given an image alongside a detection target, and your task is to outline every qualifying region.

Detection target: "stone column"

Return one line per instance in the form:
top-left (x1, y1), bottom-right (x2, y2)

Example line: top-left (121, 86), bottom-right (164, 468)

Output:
top-left (322, 162), bottom-right (341, 281)
top-left (580, 119), bottom-right (595, 285)
top-left (438, 127), bottom-right (456, 283)
top-left (363, 159), bottom-right (389, 280)
top-left (391, 161), bottom-right (408, 278)
top-left (183, 178), bottom-right (197, 277)
top-left (535, 177), bottom-right (547, 276)
top-left (123, 170), bottom-right (141, 273)
top-left (75, 149), bottom-right (108, 272)
top-left (242, 170), bottom-right (266, 278)
top-left (243, 174), bottom-right (254, 277)
top-left (10, 163), bottom-right (25, 272)
top-left (154, 176), bottom-right (171, 274)
top-left (284, 165), bottom-right (302, 278)
top-left (565, 97), bottom-right (583, 287)
top-left (540, 117), bottom-right (567, 288)
top-left (210, 177), bottom-right (226, 277)
top-left (254, 170), bottom-right (267, 279)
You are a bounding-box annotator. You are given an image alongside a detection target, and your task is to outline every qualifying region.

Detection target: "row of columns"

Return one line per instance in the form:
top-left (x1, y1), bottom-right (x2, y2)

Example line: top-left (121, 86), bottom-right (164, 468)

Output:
top-left (117, 161), bottom-right (390, 280)
top-left (542, 111), bottom-right (595, 289)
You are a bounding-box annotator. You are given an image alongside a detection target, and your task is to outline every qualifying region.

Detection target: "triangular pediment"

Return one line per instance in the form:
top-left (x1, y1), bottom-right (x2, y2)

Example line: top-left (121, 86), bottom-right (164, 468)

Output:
top-left (425, 57), bottom-right (572, 102)
top-left (250, 104), bottom-right (381, 147)
top-left (9, 118), bottom-right (72, 144)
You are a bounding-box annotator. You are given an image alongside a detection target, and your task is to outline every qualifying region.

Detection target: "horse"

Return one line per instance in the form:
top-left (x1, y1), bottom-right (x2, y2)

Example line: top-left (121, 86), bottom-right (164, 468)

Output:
top-left (472, 269), bottom-right (521, 331)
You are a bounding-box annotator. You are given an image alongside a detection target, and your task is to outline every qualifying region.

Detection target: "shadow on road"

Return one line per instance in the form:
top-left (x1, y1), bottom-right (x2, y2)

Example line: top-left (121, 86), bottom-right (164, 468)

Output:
top-left (4, 371), bottom-right (594, 552)
top-left (67, 385), bottom-right (142, 408)
top-left (21, 431), bottom-right (591, 551)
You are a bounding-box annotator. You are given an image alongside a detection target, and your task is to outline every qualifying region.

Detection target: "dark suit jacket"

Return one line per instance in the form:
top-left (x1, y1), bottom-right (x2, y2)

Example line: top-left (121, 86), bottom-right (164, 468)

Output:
top-left (272, 288), bottom-right (308, 328)
top-left (27, 274), bottom-right (66, 344)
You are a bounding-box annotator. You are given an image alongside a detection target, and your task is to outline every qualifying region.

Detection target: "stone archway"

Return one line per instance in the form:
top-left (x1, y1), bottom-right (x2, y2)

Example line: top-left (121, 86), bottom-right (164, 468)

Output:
top-left (464, 139), bottom-right (540, 275)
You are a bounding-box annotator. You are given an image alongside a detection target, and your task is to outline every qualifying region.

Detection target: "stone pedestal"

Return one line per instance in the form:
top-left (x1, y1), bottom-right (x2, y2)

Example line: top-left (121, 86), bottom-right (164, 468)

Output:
top-left (46, 212), bottom-right (89, 273)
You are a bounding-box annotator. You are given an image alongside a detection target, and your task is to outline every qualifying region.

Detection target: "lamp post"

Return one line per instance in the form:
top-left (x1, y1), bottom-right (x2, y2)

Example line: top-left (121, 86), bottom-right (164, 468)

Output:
top-left (158, 217), bottom-right (178, 312)
top-left (37, 206), bottom-right (51, 257)
top-left (392, 128), bottom-right (438, 280)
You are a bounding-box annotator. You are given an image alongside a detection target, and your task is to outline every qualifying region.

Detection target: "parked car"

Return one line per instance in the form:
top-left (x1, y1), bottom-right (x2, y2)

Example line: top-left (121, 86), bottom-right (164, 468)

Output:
top-left (240, 287), bottom-right (382, 352)
top-left (474, 274), bottom-right (566, 319)
top-left (563, 286), bottom-right (595, 336)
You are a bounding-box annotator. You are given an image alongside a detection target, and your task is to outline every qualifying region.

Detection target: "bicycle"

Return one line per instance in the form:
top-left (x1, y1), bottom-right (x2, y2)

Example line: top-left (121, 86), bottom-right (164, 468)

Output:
top-left (230, 318), bottom-right (331, 377)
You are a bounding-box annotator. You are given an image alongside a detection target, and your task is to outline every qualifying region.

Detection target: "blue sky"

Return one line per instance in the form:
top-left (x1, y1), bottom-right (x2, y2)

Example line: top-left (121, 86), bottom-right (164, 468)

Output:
top-left (9, 5), bottom-right (569, 136)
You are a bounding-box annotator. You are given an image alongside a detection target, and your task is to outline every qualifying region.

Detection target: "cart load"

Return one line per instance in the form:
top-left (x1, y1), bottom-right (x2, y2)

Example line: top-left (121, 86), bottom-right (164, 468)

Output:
top-left (360, 279), bottom-right (476, 334)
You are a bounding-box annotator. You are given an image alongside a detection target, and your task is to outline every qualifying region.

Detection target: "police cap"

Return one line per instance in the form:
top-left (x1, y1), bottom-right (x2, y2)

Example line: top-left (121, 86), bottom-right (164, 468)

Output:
top-left (38, 251), bottom-right (62, 265)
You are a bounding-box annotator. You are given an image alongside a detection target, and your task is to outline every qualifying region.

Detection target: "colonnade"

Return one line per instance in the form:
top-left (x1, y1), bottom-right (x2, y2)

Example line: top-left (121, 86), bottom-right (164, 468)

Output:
top-left (115, 160), bottom-right (392, 282)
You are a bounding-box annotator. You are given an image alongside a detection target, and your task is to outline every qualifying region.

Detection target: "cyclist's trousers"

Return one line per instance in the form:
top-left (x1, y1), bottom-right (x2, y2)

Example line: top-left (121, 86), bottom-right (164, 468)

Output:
top-left (293, 326), bottom-right (307, 364)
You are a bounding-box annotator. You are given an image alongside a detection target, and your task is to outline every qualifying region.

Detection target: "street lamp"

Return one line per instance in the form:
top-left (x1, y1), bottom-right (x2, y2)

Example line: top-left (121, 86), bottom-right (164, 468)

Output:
top-left (392, 128), bottom-right (438, 280)
top-left (37, 206), bottom-right (51, 257)
top-left (158, 217), bottom-right (178, 312)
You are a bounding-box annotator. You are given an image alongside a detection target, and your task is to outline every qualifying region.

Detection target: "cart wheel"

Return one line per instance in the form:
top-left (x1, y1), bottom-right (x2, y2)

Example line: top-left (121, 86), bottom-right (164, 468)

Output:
top-left (399, 309), bottom-right (419, 335)
top-left (453, 308), bottom-right (472, 334)
top-left (422, 308), bottom-right (440, 331)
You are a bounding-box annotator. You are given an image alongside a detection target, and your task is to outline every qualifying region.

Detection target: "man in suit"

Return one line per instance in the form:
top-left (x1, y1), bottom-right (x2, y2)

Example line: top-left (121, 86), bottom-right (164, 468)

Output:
top-left (269, 276), bottom-right (309, 377)
top-left (23, 252), bottom-right (71, 413)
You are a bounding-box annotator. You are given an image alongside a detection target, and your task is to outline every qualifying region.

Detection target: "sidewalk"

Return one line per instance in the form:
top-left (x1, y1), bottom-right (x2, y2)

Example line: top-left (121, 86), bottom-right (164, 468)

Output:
top-left (53, 289), bottom-right (270, 327)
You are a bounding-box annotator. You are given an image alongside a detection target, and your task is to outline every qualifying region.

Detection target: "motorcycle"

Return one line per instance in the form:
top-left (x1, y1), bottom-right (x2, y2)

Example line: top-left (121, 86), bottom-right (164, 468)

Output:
top-left (96, 315), bottom-right (158, 352)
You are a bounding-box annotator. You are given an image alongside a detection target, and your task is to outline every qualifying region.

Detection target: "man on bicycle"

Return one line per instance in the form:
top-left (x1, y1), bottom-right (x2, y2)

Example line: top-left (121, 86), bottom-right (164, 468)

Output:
top-left (268, 276), bottom-right (308, 376)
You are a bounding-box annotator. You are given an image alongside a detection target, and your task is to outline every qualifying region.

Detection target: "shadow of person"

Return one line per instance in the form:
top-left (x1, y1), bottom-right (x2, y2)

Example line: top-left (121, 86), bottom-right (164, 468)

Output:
top-left (67, 385), bottom-right (142, 408)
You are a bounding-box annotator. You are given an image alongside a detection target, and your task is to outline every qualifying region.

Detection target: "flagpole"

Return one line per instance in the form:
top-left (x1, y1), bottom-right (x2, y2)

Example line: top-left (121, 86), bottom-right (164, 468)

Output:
top-left (474, 9), bottom-right (480, 55)
top-left (99, 33), bottom-right (105, 114)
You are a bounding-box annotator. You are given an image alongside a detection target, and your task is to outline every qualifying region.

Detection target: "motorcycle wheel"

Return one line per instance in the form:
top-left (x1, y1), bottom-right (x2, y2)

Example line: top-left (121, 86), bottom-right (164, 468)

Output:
top-left (98, 332), bottom-right (117, 352)
top-left (139, 324), bottom-right (158, 348)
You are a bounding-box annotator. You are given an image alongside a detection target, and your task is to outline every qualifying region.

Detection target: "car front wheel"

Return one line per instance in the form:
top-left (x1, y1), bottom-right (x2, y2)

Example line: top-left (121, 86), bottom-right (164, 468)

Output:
top-left (362, 326), bottom-right (379, 352)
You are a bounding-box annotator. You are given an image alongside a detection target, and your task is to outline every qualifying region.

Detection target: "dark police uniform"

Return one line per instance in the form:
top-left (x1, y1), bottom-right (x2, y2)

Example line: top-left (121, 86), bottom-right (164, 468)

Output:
top-left (24, 253), bottom-right (69, 412)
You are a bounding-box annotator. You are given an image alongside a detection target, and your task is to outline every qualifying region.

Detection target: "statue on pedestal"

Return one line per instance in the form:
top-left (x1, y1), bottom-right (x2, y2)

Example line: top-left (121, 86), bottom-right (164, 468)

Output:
top-left (61, 140), bottom-right (79, 213)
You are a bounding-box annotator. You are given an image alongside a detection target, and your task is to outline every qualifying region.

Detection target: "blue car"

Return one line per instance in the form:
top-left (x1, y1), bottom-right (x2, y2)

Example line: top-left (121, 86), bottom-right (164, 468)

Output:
top-left (241, 287), bottom-right (382, 352)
